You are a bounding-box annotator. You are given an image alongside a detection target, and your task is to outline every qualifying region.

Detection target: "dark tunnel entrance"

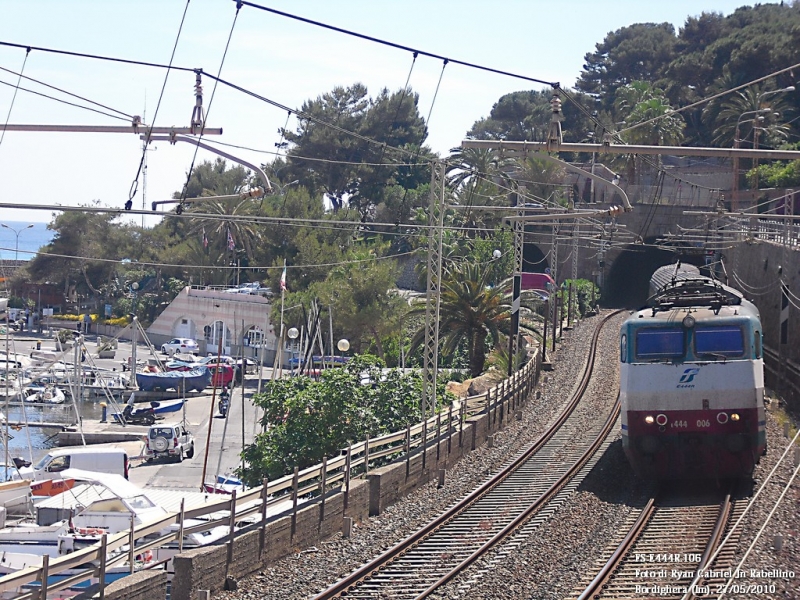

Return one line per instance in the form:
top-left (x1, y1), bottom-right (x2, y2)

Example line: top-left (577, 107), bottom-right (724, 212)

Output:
top-left (522, 243), bottom-right (549, 274)
top-left (603, 243), bottom-right (705, 308)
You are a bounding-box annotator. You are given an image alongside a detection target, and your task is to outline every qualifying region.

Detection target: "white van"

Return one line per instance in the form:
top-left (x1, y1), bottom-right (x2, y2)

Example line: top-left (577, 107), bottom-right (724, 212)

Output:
top-left (17, 447), bottom-right (130, 481)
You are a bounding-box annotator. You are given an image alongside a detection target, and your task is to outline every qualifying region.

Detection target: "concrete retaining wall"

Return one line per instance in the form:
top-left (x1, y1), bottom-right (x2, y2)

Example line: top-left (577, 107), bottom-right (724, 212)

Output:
top-left (170, 479), bottom-right (370, 600)
top-left (72, 570), bottom-right (167, 600)
top-left (730, 240), bottom-right (800, 408)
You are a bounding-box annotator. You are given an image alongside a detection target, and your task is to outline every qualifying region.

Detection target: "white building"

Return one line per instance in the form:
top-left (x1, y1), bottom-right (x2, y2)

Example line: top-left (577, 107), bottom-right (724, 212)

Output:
top-left (146, 286), bottom-right (278, 362)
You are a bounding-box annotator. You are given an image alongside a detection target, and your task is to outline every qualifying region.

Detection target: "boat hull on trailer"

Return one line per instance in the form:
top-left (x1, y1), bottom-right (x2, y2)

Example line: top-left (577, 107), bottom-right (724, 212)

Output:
top-left (136, 367), bottom-right (210, 392)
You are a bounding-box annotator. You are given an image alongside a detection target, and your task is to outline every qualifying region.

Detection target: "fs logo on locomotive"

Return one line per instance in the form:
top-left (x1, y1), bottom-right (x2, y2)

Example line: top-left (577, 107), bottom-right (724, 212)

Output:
top-left (677, 368), bottom-right (699, 388)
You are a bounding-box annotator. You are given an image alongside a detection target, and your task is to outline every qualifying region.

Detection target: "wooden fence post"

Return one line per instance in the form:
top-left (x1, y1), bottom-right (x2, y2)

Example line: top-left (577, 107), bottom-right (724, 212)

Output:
top-left (259, 478), bottom-right (268, 557)
top-left (435, 412), bottom-right (441, 462)
top-left (459, 403), bottom-right (464, 448)
top-left (405, 425), bottom-right (411, 477)
top-left (319, 456), bottom-right (328, 521)
top-left (39, 554), bottom-right (50, 600)
top-left (364, 436), bottom-right (370, 474)
top-left (291, 467), bottom-right (299, 537)
top-left (447, 404), bottom-right (453, 454)
top-left (343, 445), bottom-right (352, 514)
top-left (226, 490), bottom-right (237, 575)
top-left (421, 419), bottom-right (427, 469)
top-left (98, 534), bottom-right (108, 600)
top-left (178, 498), bottom-right (186, 553)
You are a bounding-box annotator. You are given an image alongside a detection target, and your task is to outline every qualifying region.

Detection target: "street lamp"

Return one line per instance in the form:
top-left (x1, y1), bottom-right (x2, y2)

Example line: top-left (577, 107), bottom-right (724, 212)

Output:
top-left (337, 338), bottom-right (350, 353)
top-left (1, 223), bottom-right (34, 262)
top-left (287, 327), bottom-right (299, 376)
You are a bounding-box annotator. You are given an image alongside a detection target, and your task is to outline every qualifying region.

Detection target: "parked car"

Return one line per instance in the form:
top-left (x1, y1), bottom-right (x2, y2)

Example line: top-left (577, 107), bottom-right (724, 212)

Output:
top-left (235, 357), bottom-right (258, 374)
top-left (199, 355), bottom-right (243, 382)
top-left (160, 338), bottom-right (199, 355)
top-left (205, 362), bottom-right (236, 387)
top-left (144, 423), bottom-right (195, 462)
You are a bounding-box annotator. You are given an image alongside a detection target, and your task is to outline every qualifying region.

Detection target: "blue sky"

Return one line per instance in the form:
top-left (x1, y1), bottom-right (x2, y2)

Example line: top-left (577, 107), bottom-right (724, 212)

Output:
top-left (0, 0), bottom-right (750, 224)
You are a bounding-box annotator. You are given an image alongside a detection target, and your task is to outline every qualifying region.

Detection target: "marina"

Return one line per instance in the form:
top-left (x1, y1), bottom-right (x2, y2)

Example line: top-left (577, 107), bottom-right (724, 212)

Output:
top-left (0, 319), bottom-right (267, 597)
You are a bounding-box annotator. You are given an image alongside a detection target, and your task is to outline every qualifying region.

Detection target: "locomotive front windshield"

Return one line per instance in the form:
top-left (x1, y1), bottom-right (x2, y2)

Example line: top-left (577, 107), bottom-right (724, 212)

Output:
top-left (694, 326), bottom-right (745, 357)
top-left (635, 328), bottom-right (684, 359)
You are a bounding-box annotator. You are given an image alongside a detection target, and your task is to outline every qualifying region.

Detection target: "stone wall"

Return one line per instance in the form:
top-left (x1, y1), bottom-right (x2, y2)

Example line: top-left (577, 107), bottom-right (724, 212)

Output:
top-left (170, 479), bottom-right (371, 600)
top-left (72, 570), bottom-right (167, 600)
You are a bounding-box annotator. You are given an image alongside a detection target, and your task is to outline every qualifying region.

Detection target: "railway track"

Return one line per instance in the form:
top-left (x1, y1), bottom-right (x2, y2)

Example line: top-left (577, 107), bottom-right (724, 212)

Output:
top-left (574, 484), bottom-right (744, 600)
top-left (312, 311), bottom-right (622, 600)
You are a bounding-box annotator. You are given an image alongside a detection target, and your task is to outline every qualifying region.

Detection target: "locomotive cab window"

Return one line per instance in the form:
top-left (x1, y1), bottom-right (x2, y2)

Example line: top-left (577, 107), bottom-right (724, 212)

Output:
top-left (754, 330), bottom-right (762, 359)
top-left (635, 328), bottom-right (684, 360)
top-left (694, 326), bottom-right (745, 357)
top-left (620, 334), bottom-right (627, 363)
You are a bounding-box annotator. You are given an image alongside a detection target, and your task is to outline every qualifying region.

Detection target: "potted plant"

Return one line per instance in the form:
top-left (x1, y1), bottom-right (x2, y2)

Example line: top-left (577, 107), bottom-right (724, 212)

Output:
top-left (97, 342), bottom-right (116, 359)
top-left (55, 328), bottom-right (73, 350)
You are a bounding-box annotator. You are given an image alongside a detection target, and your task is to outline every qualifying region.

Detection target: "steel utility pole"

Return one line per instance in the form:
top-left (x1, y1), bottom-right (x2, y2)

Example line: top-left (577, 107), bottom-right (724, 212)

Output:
top-left (422, 161), bottom-right (446, 419)
top-left (508, 186), bottom-right (524, 376)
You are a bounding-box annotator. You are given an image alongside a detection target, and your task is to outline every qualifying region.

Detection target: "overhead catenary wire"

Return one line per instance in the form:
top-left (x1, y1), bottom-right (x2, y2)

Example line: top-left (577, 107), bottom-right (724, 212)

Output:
top-left (127, 0), bottom-right (192, 210)
top-left (235, 1), bottom-right (557, 88)
top-left (2, 32), bottom-right (790, 203)
top-left (0, 65), bottom-right (135, 120)
top-left (0, 78), bottom-right (132, 122)
top-left (617, 60), bottom-right (800, 137)
top-left (0, 46), bottom-right (30, 151)
top-left (0, 244), bottom-right (417, 272)
top-left (192, 136), bottom-right (428, 167)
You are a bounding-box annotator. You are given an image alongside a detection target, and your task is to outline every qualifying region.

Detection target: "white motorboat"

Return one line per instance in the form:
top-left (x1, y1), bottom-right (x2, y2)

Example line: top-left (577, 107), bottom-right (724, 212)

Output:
top-left (0, 470), bottom-right (240, 571)
top-left (24, 385), bottom-right (66, 404)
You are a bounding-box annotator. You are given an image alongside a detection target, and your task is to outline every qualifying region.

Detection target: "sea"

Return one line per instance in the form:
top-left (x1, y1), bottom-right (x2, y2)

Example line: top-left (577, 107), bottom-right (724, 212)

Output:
top-left (3, 400), bottom-right (106, 465)
top-left (0, 221), bottom-right (54, 261)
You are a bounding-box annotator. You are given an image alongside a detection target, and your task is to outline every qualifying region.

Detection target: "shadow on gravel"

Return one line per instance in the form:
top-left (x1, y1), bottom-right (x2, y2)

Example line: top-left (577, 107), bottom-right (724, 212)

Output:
top-left (576, 439), bottom-right (653, 506)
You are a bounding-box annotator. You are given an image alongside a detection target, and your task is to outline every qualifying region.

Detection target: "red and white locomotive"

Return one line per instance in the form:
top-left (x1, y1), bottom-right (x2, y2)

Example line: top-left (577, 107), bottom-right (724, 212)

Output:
top-left (620, 264), bottom-right (766, 479)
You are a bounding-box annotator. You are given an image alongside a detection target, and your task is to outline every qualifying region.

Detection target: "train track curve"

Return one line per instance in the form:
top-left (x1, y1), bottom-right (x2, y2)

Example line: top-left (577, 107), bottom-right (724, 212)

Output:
top-left (312, 310), bottom-right (623, 600)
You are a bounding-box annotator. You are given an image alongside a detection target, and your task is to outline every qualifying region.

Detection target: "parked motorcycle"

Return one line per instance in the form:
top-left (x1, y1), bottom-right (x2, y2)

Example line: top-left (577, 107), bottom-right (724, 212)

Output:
top-left (121, 400), bottom-right (158, 425)
top-left (218, 389), bottom-right (230, 418)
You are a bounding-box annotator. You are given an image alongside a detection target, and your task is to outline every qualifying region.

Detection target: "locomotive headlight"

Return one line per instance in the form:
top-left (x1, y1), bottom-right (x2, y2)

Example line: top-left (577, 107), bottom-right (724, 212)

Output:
top-left (656, 413), bottom-right (668, 426)
top-left (717, 412), bottom-right (729, 424)
top-left (644, 415), bottom-right (655, 425)
top-left (730, 413), bottom-right (740, 421)
top-left (682, 314), bottom-right (696, 328)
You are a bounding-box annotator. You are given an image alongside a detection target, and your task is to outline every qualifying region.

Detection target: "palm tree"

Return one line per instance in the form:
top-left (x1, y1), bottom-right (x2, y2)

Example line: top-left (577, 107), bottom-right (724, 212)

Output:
top-left (704, 86), bottom-right (792, 149)
top-left (409, 261), bottom-right (510, 377)
top-left (613, 81), bottom-right (686, 180)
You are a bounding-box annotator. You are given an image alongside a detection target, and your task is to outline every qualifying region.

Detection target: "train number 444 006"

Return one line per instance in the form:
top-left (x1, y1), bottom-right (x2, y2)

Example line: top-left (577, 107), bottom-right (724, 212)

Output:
top-left (670, 420), bottom-right (688, 428)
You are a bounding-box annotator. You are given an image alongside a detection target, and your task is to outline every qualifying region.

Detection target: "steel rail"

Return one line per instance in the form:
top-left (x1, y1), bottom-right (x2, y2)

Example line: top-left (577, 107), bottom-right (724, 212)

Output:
top-left (681, 491), bottom-right (734, 600)
top-left (577, 496), bottom-right (658, 600)
top-left (576, 489), bottom-right (734, 600)
top-left (313, 310), bottom-right (622, 599)
top-left (419, 398), bottom-right (622, 598)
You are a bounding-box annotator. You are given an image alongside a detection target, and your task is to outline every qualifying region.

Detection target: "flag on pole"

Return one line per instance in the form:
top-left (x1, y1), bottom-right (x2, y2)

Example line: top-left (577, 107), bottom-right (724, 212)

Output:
top-left (202, 228), bottom-right (208, 249)
top-left (227, 228), bottom-right (235, 251)
top-left (280, 265), bottom-right (288, 291)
